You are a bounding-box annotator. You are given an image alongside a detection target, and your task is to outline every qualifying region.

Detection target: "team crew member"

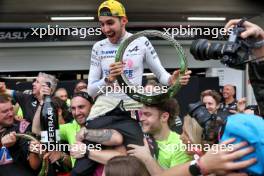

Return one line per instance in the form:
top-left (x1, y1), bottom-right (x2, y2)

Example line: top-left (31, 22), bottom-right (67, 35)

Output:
top-left (128, 99), bottom-right (192, 169)
top-left (0, 72), bottom-right (57, 123)
top-left (31, 91), bottom-right (125, 175)
top-left (0, 94), bottom-right (41, 176)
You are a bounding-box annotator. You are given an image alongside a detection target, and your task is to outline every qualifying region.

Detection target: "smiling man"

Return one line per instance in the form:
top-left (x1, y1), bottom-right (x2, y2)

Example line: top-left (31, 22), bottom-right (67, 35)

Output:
top-left (128, 98), bottom-right (192, 170)
top-left (220, 84), bottom-right (237, 113)
top-left (0, 72), bottom-right (57, 123)
top-left (77, 1), bottom-right (191, 175)
top-left (0, 94), bottom-right (41, 176)
top-left (88, 0), bottom-right (191, 103)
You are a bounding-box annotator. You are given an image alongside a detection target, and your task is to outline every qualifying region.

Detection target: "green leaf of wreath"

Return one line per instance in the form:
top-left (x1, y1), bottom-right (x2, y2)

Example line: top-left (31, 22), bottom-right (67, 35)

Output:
top-left (115, 30), bottom-right (188, 105)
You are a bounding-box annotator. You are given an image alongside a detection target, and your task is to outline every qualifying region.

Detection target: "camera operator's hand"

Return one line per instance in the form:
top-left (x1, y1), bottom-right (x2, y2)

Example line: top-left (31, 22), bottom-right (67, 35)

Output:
top-left (225, 19), bottom-right (264, 59)
top-left (225, 19), bottom-right (264, 39)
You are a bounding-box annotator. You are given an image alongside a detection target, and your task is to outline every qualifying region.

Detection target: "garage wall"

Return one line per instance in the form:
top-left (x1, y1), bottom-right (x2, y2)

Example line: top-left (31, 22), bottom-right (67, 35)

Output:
top-left (0, 41), bottom-right (224, 72)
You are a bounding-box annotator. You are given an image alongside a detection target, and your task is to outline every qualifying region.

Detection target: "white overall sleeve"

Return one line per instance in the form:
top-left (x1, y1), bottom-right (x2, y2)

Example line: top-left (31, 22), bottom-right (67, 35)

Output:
top-left (143, 38), bottom-right (171, 85)
top-left (88, 45), bottom-right (107, 97)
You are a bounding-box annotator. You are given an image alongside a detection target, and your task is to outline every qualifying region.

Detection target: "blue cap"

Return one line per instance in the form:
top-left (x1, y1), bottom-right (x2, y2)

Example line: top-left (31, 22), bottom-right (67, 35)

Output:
top-left (221, 113), bottom-right (264, 175)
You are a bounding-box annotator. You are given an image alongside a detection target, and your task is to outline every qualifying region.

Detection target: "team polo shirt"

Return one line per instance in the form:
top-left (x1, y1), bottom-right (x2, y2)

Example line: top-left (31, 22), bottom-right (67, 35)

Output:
top-left (59, 120), bottom-right (81, 166)
top-left (13, 91), bottom-right (39, 123)
top-left (156, 131), bottom-right (192, 169)
top-left (0, 121), bottom-right (37, 176)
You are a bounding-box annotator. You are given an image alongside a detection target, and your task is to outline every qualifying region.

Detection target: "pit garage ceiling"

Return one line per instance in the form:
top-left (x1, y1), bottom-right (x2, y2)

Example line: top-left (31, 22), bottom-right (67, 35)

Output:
top-left (0, 0), bottom-right (263, 23)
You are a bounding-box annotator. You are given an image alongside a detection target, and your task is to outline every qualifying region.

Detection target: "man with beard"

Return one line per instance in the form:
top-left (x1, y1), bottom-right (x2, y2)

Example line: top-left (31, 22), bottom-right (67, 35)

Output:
top-left (31, 91), bottom-right (126, 176)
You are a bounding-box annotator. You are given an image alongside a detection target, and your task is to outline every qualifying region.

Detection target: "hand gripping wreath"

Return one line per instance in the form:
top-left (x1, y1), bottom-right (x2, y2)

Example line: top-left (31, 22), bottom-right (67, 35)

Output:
top-left (15, 133), bottom-right (48, 176)
top-left (115, 30), bottom-right (188, 105)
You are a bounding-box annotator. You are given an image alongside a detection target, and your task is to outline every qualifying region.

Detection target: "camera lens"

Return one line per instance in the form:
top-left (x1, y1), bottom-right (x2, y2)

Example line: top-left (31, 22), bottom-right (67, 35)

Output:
top-left (188, 101), bottom-right (212, 128)
top-left (190, 39), bottom-right (209, 61)
top-left (190, 39), bottom-right (224, 61)
top-left (207, 43), bottom-right (223, 59)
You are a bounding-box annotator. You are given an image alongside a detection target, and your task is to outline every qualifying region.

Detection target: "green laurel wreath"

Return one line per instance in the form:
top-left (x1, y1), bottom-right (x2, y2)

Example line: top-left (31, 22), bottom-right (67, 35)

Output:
top-left (115, 30), bottom-right (188, 105)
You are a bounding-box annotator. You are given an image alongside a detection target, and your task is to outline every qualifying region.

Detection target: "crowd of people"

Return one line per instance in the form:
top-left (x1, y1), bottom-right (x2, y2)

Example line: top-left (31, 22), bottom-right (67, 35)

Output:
top-left (0, 0), bottom-right (264, 176)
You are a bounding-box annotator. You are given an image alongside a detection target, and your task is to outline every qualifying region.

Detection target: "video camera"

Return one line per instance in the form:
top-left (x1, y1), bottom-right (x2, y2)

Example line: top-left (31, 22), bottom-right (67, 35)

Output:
top-left (190, 19), bottom-right (258, 69)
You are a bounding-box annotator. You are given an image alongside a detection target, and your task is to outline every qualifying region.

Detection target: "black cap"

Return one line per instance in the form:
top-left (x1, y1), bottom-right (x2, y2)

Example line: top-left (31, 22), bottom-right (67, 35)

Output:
top-left (72, 91), bottom-right (93, 104)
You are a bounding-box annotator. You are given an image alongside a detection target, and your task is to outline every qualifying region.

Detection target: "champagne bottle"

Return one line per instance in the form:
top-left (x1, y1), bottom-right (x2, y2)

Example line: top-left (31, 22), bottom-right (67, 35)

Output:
top-left (40, 82), bottom-right (60, 148)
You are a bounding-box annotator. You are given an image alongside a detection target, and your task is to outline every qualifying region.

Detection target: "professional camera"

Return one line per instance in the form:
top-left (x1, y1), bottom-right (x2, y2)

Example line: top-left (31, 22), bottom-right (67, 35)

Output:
top-left (189, 102), bottom-right (264, 175)
top-left (188, 101), bottom-right (228, 142)
top-left (190, 20), bottom-right (257, 68)
top-left (188, 101), bottom-right (213, 128)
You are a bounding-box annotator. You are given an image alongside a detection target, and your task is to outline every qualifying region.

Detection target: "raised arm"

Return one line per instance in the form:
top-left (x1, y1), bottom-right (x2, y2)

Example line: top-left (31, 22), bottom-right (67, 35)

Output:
top-left (143, 37), bottom-right (171, 85)
top-left (225, 19), bottom-right (264, 59)
top-left (0, 82), bottom-right (14, 96)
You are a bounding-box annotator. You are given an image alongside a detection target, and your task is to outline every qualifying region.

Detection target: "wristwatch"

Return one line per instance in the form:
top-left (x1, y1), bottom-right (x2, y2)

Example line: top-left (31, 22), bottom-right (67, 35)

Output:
top-left (189, 160), bottom-right (202, 176)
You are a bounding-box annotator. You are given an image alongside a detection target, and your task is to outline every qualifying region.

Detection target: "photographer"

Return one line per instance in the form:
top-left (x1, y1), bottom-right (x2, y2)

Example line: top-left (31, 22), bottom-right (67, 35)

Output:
top-left (225, 19), bottom-right (264, 117)
top-left (191, 19), bottom-right (264, 117)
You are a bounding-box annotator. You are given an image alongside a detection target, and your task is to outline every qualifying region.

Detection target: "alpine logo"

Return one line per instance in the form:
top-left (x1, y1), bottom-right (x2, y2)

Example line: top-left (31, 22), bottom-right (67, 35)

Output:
top-left (128, 46), bottom-right (139, 53)
top-left (0, 147), bottom-right (13, 165)
top-left (32, 100), bottom-right (37, 107)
